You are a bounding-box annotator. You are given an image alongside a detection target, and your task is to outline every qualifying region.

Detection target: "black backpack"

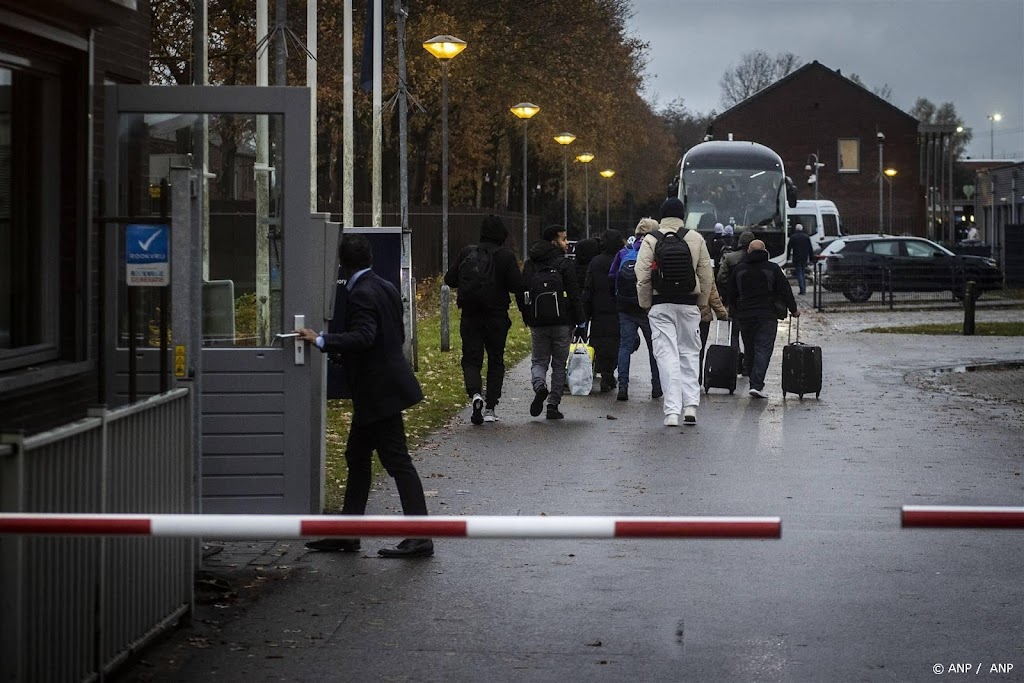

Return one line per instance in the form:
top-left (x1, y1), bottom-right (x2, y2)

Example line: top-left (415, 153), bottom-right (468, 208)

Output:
top-left (528, 264), bottom-right (565, 324)
top-left (651, 229), bottom-right (697, 295)
top-left (615, 248), bottom-right (640, 308)
top-left (456, 245), bottom-right (496, 310)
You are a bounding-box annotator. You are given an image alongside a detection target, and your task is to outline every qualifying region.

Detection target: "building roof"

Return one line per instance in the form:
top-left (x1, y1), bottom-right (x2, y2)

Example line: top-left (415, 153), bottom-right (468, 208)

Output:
top-left (712, 60), bottom-right (919, 127)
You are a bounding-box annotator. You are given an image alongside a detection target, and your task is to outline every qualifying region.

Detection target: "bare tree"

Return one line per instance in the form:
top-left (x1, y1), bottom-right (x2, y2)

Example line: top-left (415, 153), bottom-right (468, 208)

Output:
top-left (910, 97), bottom-right (973, 159)
top-left (719, 51), bottom-right (802, 108)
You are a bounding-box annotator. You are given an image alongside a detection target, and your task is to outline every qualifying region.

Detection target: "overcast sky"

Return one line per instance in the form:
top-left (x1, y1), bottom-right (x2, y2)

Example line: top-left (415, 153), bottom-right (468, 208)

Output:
top-left (627, 0), bottom-right (1024, 161)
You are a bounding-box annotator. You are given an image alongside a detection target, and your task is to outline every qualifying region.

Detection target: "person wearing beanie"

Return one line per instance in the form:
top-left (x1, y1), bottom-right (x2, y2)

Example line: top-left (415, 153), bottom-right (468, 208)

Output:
top-left (444, 214), bottom-right (526, 425)
top-left (583, 229), bottom-right (625, 392)
top-left (635, 197), bottom-right (713, 426)
top-left (708, 221), bottom-right (729, 266)
top-left (717, 230), bottom-right (757, 369)
top-left (727, 239), bottom-right (799, 398)
top-left (609, 218), bottom-right (663, 401)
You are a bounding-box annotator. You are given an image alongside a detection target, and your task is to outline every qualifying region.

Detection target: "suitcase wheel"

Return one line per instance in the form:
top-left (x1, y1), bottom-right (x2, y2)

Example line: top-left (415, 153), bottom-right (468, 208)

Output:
top-left (798, 394), bottom-right (804, 400)
top-left (729, 389), bottom-right (734, 394)
top-left (816, 392), bottom-right (820, 399)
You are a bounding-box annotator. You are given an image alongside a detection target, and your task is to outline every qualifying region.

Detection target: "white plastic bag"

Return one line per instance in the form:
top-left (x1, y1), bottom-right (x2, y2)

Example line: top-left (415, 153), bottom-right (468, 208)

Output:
top-left (567, 344), bottom-right (594, 396)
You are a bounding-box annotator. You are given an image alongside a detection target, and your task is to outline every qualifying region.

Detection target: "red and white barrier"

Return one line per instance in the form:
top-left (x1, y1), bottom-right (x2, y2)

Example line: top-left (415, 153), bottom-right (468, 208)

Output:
top-left (0, 513), bottom-right (781, 539)
top-left (901, 506), bottom-right (1024, 529)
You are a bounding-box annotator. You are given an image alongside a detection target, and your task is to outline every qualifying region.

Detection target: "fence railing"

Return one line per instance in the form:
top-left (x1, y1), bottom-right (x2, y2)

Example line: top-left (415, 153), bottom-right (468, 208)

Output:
top-left (0, 388), bottom-right (193, 683)
top-left (811, 260), bottom-right (1011, 311)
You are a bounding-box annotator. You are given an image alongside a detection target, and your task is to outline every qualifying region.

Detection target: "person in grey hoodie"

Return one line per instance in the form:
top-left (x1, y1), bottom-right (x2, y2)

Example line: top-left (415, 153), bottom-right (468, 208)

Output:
top-left (518, 225), bottom-right (584, 420)
top-left (636, 197), bottom-right (714, 426)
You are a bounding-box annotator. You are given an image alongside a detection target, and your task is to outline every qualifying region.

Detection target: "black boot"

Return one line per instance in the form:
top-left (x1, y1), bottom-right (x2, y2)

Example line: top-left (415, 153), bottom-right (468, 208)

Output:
top-left (617, 385), bottom-right (628, 401)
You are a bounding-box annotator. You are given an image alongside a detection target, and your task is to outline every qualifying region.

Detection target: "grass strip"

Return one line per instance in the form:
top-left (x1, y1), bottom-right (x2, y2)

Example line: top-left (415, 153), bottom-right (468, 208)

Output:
top-left (863, 321), bottom-right (1024, 336)
top-left (323, 277), bottom-right (532, 512)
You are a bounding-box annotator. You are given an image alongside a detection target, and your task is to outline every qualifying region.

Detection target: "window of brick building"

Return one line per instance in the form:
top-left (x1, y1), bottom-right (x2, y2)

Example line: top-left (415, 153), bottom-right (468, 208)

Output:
top-left (0, 50), bottom-right (75, 372)
top-left (838, 138), bottom-right (860, 173)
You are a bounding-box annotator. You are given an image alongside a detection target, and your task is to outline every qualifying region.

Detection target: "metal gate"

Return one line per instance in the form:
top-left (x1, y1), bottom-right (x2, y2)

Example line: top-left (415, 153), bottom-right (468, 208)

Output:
top-left (102, 86), bottom-right (328, 514)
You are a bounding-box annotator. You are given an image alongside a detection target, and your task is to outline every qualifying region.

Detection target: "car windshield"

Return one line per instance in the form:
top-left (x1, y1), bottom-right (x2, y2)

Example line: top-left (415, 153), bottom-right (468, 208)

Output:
top-left (681, 168), bottom-right (785, 232)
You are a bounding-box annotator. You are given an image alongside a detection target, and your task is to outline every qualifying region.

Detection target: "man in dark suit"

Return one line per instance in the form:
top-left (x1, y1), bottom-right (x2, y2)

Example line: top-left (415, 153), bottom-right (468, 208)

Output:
top-left (297, 234), bottom-right (433, 558)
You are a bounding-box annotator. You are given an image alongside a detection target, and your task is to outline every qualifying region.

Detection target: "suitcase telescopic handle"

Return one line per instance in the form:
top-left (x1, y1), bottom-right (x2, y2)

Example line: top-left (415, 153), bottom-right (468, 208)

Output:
top-left (788, 314), bottom-right (800, 344)
top-left (715, 316), bottom-right (731, 344)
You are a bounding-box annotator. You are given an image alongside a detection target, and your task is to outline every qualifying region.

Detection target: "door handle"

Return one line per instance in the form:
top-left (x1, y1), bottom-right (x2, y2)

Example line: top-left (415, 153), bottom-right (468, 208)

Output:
top-left (293, 314), bottom-right (306, 365)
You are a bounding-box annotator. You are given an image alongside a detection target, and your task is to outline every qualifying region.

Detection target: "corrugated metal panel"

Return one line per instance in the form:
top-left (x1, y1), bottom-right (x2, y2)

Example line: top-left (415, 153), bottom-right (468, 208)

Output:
top-left (0, 389), bottom-right (193, 682)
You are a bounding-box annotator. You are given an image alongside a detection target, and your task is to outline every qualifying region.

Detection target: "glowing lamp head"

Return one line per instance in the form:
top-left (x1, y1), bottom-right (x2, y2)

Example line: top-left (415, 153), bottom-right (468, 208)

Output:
top-left (423, 35), bottom-right (467, 60)
top-left (510, 102), bottom-right (540, 120)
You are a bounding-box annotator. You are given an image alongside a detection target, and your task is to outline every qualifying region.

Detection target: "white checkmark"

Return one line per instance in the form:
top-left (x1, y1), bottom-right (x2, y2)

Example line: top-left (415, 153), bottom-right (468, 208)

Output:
top-left (139, 229), bottom-right (162, 251)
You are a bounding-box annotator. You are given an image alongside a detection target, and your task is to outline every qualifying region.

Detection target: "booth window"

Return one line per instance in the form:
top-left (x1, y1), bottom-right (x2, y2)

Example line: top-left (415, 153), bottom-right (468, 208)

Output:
top-left (838, 138), bottom-right (860, 173)
top-left (0, 57), bottom-right (65, 371)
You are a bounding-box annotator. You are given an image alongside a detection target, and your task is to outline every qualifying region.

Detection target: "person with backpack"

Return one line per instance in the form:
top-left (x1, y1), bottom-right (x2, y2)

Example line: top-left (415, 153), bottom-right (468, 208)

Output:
top-left (726, 239), bottom-right (799, 399)
top-left (611, 219), bottom-right (662, 402)
top-left (636, 197), bottom-right (714, 426)
top-left (444, 215), bottom-right (525, 425)
top-left (583, 229), bottom-right (624, 393)
top-left (518, 225), bottom-right (584, 420)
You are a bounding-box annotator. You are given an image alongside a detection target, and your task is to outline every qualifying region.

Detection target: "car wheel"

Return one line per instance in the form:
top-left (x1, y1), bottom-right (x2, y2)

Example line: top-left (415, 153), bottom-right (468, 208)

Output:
top-left (843, 278), bottom-right (872, 303)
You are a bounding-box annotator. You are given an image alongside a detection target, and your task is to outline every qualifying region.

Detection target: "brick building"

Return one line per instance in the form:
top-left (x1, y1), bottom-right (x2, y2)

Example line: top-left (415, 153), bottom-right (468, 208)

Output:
top-left (0, 0), bottom-right (151, 434)
top-left (710, 61), bottom-right (924, 235)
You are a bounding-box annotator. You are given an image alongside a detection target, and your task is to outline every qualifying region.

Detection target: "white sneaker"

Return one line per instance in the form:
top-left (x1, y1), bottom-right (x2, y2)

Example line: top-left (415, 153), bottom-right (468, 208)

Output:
top-left (683, 405), bottom-right (697, 425)
top-left (748, 388), bottom-right (768, 399)
top-left (664, 414), bottom-right (679, 427)
top-left (483, 408), bottom-right (498, 422)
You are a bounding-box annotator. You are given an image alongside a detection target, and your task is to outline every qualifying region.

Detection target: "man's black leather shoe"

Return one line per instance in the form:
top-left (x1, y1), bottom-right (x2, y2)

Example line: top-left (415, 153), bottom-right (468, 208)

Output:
top-left (377, 538), bottom-right (434, 558)
top-left (305, 538), bottom-right (361, 552)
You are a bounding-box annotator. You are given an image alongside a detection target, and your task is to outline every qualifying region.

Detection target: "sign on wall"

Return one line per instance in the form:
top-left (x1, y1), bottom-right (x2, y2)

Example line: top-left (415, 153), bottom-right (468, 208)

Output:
top-left (125, 223), bottom-right (170, 286)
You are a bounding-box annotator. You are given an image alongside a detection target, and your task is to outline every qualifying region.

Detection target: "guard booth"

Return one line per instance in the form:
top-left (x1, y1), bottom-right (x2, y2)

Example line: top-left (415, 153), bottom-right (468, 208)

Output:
top-left (102, 86), bottom-right (335, 514)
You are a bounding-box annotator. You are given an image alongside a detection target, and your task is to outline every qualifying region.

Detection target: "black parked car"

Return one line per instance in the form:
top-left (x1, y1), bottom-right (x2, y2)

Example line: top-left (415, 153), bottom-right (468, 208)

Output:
top-left (819, 235), bottom-right (1002, 302)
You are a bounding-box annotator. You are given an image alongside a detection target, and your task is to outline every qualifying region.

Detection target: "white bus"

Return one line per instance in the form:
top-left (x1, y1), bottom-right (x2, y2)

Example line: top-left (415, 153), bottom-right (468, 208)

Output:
top-left (676, 140), bottom-right (798, 264)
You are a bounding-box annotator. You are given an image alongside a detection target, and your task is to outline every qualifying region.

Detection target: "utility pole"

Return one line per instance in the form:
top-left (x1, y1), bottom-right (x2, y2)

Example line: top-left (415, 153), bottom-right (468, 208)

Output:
top-left (395, 0), bottom-right (416, 366)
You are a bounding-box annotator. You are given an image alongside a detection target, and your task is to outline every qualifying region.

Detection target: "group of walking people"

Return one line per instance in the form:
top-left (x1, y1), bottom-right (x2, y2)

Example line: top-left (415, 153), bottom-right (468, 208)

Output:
top-left (446, 197), bottom-right (800, 426)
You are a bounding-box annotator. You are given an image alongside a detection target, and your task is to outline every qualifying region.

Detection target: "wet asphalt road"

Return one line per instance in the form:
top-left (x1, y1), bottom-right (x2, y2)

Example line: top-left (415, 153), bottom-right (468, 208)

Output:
top-left (129, 310), bottom-right (1024, 682)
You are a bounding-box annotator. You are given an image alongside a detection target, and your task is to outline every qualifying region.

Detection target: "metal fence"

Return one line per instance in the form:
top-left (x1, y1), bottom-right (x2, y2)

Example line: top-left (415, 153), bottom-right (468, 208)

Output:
top-left (1, 389), bottom-right (193, 683)
top-left (810, 260), bottom-right (1012, 311)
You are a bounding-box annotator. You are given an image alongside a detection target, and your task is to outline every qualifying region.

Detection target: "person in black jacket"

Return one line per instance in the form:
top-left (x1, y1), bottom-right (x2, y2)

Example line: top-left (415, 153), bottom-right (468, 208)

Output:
top-left (444, 215), bottom-right (525, 425)
top-left (583, 229), bottom-right (624, 392)
top-left (727, 239), bottom-right (800, 399)
top-left (786, 223), bottom-right (814, 295)
top-left (519, 225), bottom-right (584, 420)
top-left (297, 234), bottom-right (433, 558)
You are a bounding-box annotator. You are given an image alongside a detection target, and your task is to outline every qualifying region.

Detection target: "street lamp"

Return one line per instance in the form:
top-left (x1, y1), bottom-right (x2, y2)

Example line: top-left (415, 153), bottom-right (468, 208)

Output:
top-left (424, 34), bottom-right (467, 352)
top-left (804, 153), bottom-right (824, 200)
top-left (600, 169), bottom-right (614, 230)
top-left (876, 132), bottom-right (885, 235)
top-left (576, 152), bottom-right (595, 238)
top-left (554, 132), bottom-right (576, 232)
top-left (988, 113), bottom-right (1002, 158)
top-left (883, 167), bottom-right (897, 233)
top-left (511, 102), bottom-right (540, 261)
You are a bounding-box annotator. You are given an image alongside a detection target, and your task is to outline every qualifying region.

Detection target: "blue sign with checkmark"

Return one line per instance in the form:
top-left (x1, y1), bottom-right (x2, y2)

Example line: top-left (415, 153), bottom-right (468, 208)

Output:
top-left (125, 224), bottom-right (170, 286)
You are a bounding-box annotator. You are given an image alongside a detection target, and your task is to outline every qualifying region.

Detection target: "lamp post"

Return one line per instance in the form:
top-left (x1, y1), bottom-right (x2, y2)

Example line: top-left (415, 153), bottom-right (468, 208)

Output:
top-left (600, 169), bottom-right (614, 230)
top-left (804, 153), bottom-right (824, 200)
top-left (424, 34), bottom-right (467, 352)
top-left (576, 152), bottom-right (595, 238)
top-left (988, 113), bottom-right (1002, 158)
top-left (876, 132), bottom-right (885, 235)
top-left (554, 132), bottom-right (576, 231)
top-left (511, 102), bottom-right (540, 261)
top-left (884, 167), bottom-right (897, 233)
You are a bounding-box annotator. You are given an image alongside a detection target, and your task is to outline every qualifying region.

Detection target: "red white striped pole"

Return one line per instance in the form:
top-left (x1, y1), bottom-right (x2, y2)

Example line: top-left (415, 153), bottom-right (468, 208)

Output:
top-left (0, 514), bottom-right (781, 540)
top-left (901, 506), bottom-right (1024, 529)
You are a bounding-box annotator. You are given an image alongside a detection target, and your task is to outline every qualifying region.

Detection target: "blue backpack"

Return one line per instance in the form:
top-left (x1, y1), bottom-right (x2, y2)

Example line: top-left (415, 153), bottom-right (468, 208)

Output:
top-left (615, 246), bottom-right (640, 308)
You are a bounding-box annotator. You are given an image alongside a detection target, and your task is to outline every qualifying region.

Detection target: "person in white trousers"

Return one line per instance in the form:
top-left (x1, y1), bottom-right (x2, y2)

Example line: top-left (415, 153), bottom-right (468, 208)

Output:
top-left (636, 197), bottom-right (714, 426)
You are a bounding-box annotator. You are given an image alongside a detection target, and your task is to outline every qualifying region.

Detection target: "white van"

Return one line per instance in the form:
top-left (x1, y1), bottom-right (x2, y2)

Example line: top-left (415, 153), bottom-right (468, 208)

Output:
top-left (787, 200), bottom-right (844, 253)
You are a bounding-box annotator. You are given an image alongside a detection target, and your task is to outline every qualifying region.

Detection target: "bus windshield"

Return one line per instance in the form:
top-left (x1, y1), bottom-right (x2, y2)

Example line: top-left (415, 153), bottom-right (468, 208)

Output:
top-left (681, 168), bottom-right (785, 233)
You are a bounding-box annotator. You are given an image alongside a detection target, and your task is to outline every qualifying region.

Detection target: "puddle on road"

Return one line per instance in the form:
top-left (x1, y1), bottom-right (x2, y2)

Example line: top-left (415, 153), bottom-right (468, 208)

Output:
top-left (927, 360), bottom-right (1024, 375)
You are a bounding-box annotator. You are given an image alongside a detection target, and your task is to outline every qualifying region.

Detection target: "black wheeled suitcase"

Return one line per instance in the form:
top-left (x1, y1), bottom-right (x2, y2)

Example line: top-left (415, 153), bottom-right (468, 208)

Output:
top-left (703, 319), bottom-right (738, 394)
top-left (781, 316), bottom-right (822, 399)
